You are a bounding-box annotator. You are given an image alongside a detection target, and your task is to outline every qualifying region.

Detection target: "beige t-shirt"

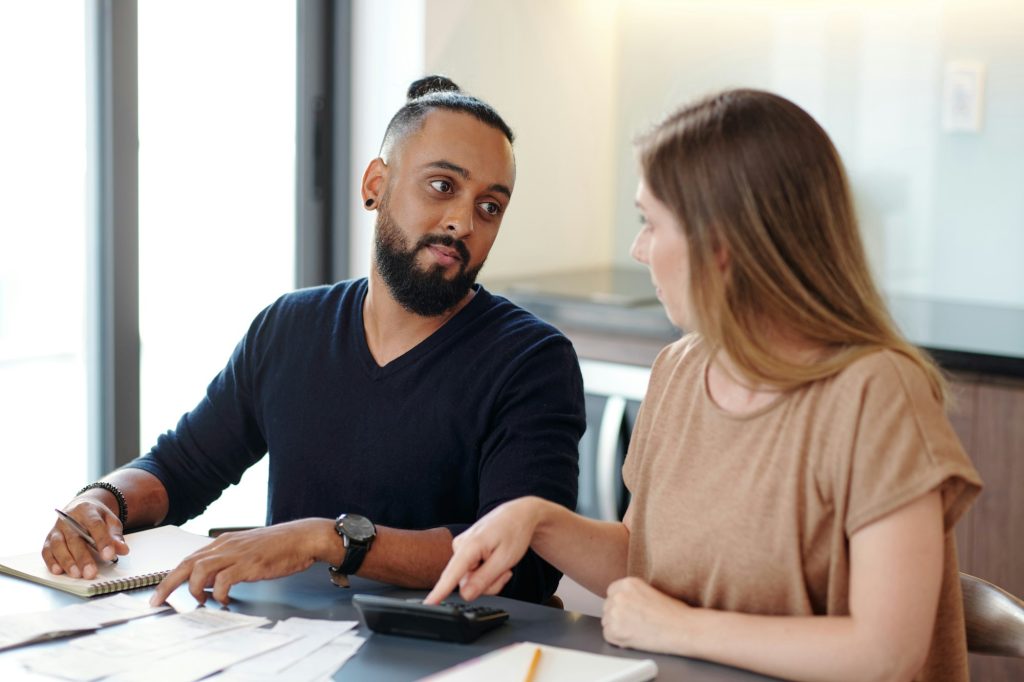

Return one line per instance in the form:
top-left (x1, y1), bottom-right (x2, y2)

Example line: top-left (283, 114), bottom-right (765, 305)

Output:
top-left (622, 335), bottom-right (982, 681)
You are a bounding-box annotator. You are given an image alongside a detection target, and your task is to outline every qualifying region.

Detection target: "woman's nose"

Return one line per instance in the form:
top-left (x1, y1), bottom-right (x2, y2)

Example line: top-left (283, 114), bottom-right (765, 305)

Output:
top-left (630, 230), bottom-right (649, 265)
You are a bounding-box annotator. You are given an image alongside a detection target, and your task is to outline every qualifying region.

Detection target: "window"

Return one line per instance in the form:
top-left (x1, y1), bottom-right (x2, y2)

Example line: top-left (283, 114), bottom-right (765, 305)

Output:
top-left (0, 3), bottom-right (90, 550)
top-left (137, 1), bottom-right (296, 533)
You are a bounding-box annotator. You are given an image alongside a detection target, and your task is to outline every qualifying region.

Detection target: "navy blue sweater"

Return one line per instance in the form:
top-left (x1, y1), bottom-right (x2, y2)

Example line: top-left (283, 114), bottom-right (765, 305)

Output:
top-left (126, 279), bottom-right (585, 602)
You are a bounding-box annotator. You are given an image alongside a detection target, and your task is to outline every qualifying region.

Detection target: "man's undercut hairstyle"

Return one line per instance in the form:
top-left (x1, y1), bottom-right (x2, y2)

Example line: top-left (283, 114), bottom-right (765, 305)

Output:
top-left (379, 75), bottom-right (515, 161)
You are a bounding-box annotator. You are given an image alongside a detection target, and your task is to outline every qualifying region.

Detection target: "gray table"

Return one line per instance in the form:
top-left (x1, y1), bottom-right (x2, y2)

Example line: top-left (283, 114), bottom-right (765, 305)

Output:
top-left (0, 568), bottom-right (779, 681)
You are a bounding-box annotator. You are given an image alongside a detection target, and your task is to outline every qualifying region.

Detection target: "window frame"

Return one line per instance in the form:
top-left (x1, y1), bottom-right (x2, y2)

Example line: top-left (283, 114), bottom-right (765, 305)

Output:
top-left (86, 0), bottom-right (350, 476)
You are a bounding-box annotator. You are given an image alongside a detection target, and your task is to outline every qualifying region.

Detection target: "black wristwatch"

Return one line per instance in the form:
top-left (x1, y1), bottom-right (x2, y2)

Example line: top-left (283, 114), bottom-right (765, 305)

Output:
top-left (329, 513), bottom-right (376, 588)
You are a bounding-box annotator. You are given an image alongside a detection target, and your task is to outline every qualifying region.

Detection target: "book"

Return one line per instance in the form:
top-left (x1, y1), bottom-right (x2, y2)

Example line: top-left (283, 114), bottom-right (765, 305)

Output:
top-left (0, 525), bottom-right (212, 597)
top-left (419, 641), bottom-right (658, 682)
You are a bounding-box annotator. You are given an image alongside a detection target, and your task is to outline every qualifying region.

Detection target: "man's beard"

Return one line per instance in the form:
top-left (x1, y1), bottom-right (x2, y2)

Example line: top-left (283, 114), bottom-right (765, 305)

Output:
top-left (373, 203), bottom-right (483, 317)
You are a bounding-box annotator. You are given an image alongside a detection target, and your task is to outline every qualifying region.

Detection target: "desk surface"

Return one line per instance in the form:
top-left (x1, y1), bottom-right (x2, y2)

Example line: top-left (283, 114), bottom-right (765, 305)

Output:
top-left (0, 568), bottom-right (778, 681)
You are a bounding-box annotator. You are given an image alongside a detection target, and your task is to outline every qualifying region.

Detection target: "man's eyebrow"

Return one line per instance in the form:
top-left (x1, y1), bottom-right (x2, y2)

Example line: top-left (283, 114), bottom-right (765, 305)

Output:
top-left (488, 183), bottom-right (512, 200)
top-left (425, 160), bottom-right (469, 178)
top-left (425, 160), bottom-right (512, 199)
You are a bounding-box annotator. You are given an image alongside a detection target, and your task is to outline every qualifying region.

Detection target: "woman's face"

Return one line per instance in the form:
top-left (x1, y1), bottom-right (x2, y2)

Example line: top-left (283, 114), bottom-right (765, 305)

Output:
top-left (631, 179), bottom-right (694, 330)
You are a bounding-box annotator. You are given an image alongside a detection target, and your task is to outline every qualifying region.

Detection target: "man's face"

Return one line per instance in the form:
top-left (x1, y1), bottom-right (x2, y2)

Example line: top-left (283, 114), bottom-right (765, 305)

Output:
top-left (369, 109), bottom-right (516, 317)
top-left (374, 198), bottom-right (483, 316)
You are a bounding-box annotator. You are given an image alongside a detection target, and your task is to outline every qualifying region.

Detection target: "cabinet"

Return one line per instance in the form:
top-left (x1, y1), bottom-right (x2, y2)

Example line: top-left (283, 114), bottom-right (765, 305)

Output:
top-left (949, 374), bottom-right (1024, 681)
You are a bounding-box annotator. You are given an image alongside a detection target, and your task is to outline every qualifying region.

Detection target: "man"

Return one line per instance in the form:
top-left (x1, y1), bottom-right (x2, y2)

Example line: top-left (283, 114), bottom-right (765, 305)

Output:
top-left (42, 77), bottom-right (585, 606)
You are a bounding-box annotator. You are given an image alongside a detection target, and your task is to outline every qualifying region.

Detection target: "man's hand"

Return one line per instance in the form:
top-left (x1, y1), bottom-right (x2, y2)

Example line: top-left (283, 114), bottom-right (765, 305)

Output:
top-left (601, 577), bottom-right (691, 655)
top-left (42, 497), bottom-right (129, 580)
top-left (149, 519), bottom-right (334, 606)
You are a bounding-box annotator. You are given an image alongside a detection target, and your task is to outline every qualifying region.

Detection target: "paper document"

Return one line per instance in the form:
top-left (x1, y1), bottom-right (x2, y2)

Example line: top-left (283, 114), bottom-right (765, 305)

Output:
top-left (0, 594), bottom-right (168, 651)
top-left (419, 641), bottom-right (658, 682)
top-left (207, 618), bottom-right (366, 682)
top-left (105, 627), bottom-right (296, 682)
top-left (20, 608), bottom-right (270, 681)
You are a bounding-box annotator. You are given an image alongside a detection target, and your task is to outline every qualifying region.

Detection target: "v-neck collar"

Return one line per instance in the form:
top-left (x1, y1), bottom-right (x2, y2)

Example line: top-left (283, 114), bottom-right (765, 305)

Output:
top-left (352, 280), bottom-right (490, 381)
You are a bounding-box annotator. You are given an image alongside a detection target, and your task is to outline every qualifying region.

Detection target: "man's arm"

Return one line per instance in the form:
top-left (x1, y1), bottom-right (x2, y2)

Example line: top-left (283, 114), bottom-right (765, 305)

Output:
top-left (42, 301), bottom-right (279, 579)
top-left (149, 520), bottom-right (460, 606)
top-left (41, 469), bottom-right (169, 579)
top-left (470, 334), bottom-right (586, 602)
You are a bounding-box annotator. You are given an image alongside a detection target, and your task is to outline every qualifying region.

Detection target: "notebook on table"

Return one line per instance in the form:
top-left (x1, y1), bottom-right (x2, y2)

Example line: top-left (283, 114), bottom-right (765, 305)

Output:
top-left (0, 525), bottom-right (212, 597)
top-left (419, 641), bottom-right (658, 682)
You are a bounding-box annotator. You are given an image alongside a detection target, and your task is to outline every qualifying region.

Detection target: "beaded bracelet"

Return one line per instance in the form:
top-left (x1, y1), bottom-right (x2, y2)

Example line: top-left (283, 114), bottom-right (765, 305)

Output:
top-left (77, 481), bottom-right (129, 527)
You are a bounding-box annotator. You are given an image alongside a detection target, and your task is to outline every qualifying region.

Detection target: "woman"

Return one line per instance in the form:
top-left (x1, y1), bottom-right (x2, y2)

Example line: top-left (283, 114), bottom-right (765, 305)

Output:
top-left (426, 89), bottom-right (981, 681)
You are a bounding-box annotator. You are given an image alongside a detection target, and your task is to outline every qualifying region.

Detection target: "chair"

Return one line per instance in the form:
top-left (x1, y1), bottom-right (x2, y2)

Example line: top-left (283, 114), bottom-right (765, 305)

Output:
top-left (207, 526), bottom-right (258, 538)
top-left (961, 572), bottom-right (1024, 656)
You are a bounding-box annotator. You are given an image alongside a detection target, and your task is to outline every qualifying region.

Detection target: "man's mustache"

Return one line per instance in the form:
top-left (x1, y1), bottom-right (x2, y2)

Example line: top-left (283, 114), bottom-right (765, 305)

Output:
top-left (416, 234), bottom-right (471, 263)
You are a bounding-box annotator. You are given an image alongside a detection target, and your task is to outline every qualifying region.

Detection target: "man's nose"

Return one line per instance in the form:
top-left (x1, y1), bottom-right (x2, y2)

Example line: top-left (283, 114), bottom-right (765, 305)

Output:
top-left (444, 202), bottom-right (475, 239)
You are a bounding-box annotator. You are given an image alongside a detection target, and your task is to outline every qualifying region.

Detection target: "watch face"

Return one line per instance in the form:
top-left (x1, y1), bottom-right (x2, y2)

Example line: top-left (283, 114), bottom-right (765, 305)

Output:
top-left (340, 514), bottom-right (375, 542)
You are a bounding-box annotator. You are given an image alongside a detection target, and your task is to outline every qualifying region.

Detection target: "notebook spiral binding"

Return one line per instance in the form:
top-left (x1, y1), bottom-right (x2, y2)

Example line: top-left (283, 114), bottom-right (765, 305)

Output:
top-left (92, 570), bottom-right (171, 595)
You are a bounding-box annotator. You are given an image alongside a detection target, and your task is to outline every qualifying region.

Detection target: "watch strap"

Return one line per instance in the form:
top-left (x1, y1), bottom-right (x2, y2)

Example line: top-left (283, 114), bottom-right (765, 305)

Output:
top-left (336, 540), bottom-right (370, 576)
top-left (329, 514), bottom-right (375, 588)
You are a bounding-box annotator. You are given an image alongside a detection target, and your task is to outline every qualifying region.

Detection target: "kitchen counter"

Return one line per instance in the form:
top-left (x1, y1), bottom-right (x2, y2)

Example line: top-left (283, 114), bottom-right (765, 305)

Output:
top-left (491, 267), bottom-right (1024, 379)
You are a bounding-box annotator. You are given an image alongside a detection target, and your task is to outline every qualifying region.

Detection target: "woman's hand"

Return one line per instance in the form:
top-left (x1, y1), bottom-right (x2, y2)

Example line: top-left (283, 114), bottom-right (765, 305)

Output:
top-left (602, 577), bottom-right (691, 655)
top-left (424, 497), bottom-right (546, 604)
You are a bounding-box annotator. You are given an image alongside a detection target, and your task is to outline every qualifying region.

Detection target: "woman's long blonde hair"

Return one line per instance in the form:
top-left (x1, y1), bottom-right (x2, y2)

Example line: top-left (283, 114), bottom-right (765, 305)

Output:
top-left (637, 89), bottom-right (948, 403)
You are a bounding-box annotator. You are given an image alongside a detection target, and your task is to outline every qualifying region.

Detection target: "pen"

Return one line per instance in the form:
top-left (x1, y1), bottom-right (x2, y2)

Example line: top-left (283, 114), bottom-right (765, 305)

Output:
top-left (523, 646), bottom-right (541, 682)
top-left (54, 508), bottom-right (118, 563)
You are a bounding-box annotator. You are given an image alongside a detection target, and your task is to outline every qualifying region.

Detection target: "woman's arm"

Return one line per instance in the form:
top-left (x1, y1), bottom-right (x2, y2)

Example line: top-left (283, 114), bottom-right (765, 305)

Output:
top-left (426, 496), bottom-right (630, 603)
top-left (602, 490), bottom-right (945, 682)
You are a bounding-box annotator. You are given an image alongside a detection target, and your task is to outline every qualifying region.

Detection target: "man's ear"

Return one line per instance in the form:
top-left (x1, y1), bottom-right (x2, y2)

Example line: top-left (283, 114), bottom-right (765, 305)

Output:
top-left (361, 158), bottom-right (388, 207)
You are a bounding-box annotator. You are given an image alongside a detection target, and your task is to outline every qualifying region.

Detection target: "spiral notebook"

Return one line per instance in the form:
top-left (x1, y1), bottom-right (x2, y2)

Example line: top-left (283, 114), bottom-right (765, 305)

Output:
top-left (0, 525), bottom-right (212, 597)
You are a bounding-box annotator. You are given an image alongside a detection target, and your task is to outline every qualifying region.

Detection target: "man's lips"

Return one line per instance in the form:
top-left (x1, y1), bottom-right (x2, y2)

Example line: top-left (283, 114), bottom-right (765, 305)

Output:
top-left (426, 244), bottom-right (462, 266)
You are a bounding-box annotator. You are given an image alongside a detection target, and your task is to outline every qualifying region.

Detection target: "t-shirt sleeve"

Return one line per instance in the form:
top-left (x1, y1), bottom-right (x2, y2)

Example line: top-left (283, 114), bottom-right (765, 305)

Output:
top-left (466, 335), bottom-right (586, 602)
top-left (123, 304), bottom-right (272, 526)
top-left (842, 353), bottom-right (982, 537)
top-left (623, 337), bottom-right (695, 497)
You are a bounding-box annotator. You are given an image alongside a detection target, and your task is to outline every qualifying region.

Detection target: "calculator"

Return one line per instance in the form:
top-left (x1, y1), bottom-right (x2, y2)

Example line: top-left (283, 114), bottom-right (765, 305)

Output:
top-left (352, 594), bottom-right (510, 643)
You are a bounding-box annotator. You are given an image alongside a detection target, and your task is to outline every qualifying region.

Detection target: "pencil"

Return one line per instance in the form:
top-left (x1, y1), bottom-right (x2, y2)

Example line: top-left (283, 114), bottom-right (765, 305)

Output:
top-left (523, 646), bottom-right (542, 682)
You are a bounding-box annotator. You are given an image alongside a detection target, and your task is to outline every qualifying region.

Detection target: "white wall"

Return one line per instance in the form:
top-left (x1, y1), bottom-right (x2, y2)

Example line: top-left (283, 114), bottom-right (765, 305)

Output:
top-left (357, 0), bottom-right (1024, 307)
top-left (348, 0), bottom-right (426, 279)
top-left (423, 0), bottom-right (620, 280)
top-left (608, 0), bottom-right (1024, 307)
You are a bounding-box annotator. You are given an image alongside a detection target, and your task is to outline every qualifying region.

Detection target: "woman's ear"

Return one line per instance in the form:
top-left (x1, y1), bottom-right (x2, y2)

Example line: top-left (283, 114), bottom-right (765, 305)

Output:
top-left (714, 242), bottom-right (731, 275)
top-left (360, 158), bottom-right (388, 209)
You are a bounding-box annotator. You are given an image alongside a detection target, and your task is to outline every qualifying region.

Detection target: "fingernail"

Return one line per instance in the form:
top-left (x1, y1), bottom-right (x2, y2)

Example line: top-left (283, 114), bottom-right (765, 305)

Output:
top-left (102, 546), bottom-right (115, 561)
top-left (69, 566), bottom-right (80, 579)
top-left (50, 564), bottom-right (63, 575)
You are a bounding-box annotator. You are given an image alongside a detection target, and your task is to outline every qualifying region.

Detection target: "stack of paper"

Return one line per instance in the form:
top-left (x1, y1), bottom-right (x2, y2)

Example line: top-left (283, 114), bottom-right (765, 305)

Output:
top-left (0, 594), bottom-right (169, 651)
top-left (17, 611), bottom-right (365, 682)
top-left (208, 618), bottom-right (366, 681)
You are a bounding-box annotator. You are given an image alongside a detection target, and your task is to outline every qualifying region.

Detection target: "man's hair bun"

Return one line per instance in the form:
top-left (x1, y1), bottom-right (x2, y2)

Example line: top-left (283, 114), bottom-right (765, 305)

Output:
top-left (407, 75), bottom-right (461, 101)
top-left (380, 75), bottom-right (513, 156)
